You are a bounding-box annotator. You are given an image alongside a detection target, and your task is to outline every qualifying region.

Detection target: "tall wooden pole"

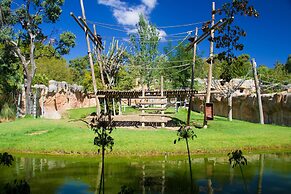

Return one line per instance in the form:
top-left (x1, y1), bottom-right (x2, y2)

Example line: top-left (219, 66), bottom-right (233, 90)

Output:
top-left (205, 2), bottom-right (215, 103)
top-left (80, 0), bottom-right (100, 114)
top-left (252, 58), bottom-right (264, 124)
top-left (93, 24), bottom-right (106, 87)
top-left (204, 2), bottom-right (215, 127)
top-left (186, 27), bottom-right (198, 126)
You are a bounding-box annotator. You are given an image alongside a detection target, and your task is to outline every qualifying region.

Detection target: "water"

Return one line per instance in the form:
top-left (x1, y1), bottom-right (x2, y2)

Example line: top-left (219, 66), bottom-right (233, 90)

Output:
top-left (0, 153), bottom-right (290, 194)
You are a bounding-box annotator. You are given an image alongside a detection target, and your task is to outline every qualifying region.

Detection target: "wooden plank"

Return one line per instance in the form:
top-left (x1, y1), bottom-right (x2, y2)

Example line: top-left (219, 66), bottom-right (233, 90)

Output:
top-left (140, 113), bottom-right (166, 116)
top-left (137, 101), bottom-right (167, 105)
top-left (139, 107), bottom-right (166, 111)
top-left (138, 96), bottom-right (166, 99)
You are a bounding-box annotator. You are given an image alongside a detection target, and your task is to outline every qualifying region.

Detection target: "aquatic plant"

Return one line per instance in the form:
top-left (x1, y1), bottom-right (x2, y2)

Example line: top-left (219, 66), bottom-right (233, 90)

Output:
top-left (174, 125), bottom-right (197, 193)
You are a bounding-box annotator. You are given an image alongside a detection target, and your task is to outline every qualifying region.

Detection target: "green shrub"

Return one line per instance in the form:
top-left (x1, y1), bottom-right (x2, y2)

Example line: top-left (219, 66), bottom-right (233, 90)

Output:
top-left (0, 103), bottom-right (16, 121)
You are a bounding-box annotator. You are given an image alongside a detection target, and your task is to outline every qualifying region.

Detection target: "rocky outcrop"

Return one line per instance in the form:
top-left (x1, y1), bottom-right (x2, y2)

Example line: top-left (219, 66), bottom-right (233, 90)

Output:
top-left (21, 80), bottom-right (96, 119)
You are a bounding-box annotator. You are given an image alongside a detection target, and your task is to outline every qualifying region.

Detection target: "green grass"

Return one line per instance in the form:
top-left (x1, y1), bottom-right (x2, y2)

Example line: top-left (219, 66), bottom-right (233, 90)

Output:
top-left (0, 107), bottom-right (290, 156)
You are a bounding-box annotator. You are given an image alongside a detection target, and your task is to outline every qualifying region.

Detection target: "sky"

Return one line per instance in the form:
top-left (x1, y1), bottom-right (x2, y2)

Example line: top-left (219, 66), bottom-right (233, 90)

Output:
top-left (41, 0), bottom-right (291, 68)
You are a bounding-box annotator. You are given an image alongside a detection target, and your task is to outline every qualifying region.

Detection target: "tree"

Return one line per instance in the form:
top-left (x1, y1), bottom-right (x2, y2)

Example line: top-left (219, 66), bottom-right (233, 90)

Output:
top-left (69, 56), bottom-right (90, 85)
top-left (99, 38), bottom-right (127, 89)
top-left (0, 0), bottom-right (76, 115)
top-left (219, 54), bottom-right (252, 81)
top-left (214, 0), bottom-right (259, 64)
top-left (0, 43), bottom-right (21, 110)
top-left (257, 61), bottom-right (291, 93)
top-left (129, 14), bottom-right (160, 89)
top-left (162, 43), bottom-right (206, 89)
top-left (34, 57), bottom-right (74, 85)
top-left (285, 54), bottom-right (291, 73)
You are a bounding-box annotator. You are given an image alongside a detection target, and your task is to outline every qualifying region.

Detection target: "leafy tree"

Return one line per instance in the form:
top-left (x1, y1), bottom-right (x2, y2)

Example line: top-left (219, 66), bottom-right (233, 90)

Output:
top-left (163, 43), bottom-right (206, 89)
top-left (34, 57), bottom-right (74, 85)
top-left (114, 65), bottom-right (135, 90)
top-left (69, 56), bottom-right (90, 85)
top-left (0, 43), bottom-right (22, 110)
top-left (129, 14), bottom-right (160, 89)
top-left (285, 54), bottom-right (291, 73)
top-left (219, 54), bottom-right (252, 81)
top-left (258, 62), bottom-right (291, 93)
top-left (214, 0), bottom-right (259, 63)
top-left (0, 0), bottom-right (76, 115)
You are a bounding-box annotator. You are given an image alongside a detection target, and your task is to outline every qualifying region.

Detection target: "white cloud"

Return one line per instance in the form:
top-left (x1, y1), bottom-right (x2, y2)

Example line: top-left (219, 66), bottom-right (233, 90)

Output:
top-left (158, 29), bottom-right (167, 41)
top-left (97, 0), bottom-right (167, 39)
top-left (113, 5), bottom-right (146, 26)
top-left (97, 0), bottom-right (157, 27)
top-left (142, 0), bottom-right (157, 10)
top-left (97, 0), bottom-right (126, 9)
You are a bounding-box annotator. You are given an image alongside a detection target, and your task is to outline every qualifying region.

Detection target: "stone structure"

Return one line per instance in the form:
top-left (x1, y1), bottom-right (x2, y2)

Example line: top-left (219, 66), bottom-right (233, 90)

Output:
top-left (192, 91), bottom-right (291, 126)
top-left (20, 80), bottom-right (96, 119)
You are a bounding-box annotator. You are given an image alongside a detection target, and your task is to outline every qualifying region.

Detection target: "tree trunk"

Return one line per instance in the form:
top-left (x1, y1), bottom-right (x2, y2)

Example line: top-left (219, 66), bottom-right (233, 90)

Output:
top-left (25, 78), bottom-right (32, 115)
top-left (228, 93), bottom-right (233, 121)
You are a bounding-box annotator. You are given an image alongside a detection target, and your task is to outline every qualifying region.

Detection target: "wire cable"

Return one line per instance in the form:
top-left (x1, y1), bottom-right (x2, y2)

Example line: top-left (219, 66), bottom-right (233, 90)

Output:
top-left (87, 19), bottom-right (210, 29)
top-left (163, 32), bottom-right (192, 57)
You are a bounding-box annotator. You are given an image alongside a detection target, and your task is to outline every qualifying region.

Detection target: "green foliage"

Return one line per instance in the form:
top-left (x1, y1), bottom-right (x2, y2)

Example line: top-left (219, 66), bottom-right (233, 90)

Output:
top-left (0, 103), bottom-right (16, 121)
top-left (219, 54), bottom-right (252, 81)
top-left (89, 112), bottom-right (115, 153)
top-left (0, 0), bottom-right (75, 115)
top-left (258, 62), bottom-right (291, 93)
top-left (162, 43), bottom-right (206, 89)
top-left (55, 32), bottom-right (76, 56)
top-left (114, 65), bottom-right (135, 90)
top-left (174, 125), bottom-right (197, 144)
top-left (69, 56), bottom-right (89, 84)
top-left (214, 0), bottom-right (258, 64)
top-left (69, 56), bottom-right (104, 91)
top-left (285, 54), bottom-right (291, 73)
top-left (34, 57), bottom-right (73, 84)
top-left (0, 152), bottom-right (14, 166)
top-left (129, 14), bottom-right (161, 87)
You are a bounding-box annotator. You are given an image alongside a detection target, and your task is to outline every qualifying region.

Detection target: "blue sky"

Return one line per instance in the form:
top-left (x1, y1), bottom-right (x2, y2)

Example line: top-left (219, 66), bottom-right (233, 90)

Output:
top-left (49, 0), bottom-right (291, 68)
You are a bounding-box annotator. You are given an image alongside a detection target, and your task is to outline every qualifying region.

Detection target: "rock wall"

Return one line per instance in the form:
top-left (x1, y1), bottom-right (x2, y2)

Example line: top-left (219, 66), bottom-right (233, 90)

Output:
top-left (192, 92), bottom-right (291, 126)
top-left (22, 80), bottom-right (96, 119)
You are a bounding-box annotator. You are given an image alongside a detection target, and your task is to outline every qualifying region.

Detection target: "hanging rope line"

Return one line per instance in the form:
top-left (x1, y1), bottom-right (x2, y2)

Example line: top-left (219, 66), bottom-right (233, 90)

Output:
top-left (87, 19), bottom-right (210, 29)
top-left (163, 31), bottom-right (192, 57)
top-left (133, 63), bottom-right (191, 70)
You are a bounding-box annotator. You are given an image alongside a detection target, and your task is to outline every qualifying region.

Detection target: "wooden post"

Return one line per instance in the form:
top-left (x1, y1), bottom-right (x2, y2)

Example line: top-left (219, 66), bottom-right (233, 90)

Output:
top-left (161, 76), bottom-right (165, 128)
top-left (228, 93), bottom-right (233, 121)
top-left (204, 1), bottom-right (215, 127)
top-left (252, 58), bottom-right (264, 124)
top-left (80, 0), bottom-right (100, 115)
top-left (186, 27), bottom-right (198, 126)
top-left (93, 24), bottom-right (106, 88)
top-left (103, 98), bottom-right (107, 113)
top-left (112, 98), bottom-right (116, 116)
top-left (118, 98), bottom-right (122, 115)
top-left (142, 84), bottom-right (145, 127)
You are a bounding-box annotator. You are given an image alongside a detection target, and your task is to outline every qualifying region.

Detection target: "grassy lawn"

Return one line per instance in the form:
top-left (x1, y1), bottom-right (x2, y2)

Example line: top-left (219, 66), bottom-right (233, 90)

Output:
top-left (0, 107), bottom-right (290, 156)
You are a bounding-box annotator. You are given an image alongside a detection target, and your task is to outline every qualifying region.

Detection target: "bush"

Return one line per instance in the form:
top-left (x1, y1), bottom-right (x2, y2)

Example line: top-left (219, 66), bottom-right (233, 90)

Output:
top-left (0, 103), bottom-right (16, 121)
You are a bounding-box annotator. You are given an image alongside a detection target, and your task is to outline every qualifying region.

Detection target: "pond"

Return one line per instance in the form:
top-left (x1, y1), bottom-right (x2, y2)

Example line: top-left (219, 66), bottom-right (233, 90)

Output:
top-left (0, 152), bottom-right (290, 194)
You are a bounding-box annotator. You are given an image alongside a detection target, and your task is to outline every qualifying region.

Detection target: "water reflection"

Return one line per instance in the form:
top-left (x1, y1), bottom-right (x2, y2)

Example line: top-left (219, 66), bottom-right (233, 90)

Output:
top-left (0, 153), bottom-right (290, 194)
